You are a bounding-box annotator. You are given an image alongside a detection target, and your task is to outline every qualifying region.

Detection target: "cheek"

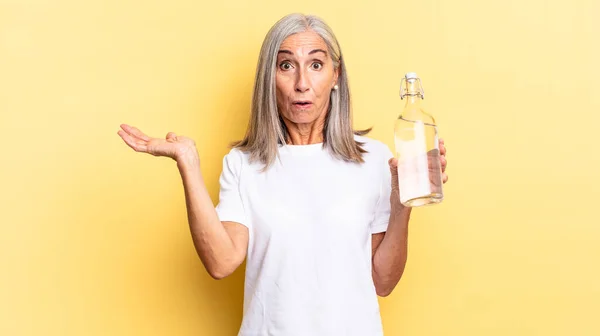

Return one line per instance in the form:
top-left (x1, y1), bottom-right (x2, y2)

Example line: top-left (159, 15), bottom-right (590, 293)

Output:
top-left (275, 76), bottom-right (293, 98)
top-left (314, 73), bottom-right (333, 97)
top-left (315, 84), bottom-right (332, 105)
top-left (275, 81), bottom-right (287, 108)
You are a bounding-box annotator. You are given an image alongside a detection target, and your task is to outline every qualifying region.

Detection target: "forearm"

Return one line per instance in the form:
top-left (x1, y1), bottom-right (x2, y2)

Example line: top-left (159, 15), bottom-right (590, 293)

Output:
top-left (372, 194), bottom-right (411, 296)
top-left (177, 154), bottom-right (240, 278)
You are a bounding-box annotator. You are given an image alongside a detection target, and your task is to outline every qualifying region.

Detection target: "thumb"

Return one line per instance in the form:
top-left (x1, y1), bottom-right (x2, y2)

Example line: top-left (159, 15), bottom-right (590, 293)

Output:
top-left (388, 157), bottom-right (398, 174)
top-left (388, 158), bottom-right (399, 185)
top-left (166, 132), bottom-right (177, 142)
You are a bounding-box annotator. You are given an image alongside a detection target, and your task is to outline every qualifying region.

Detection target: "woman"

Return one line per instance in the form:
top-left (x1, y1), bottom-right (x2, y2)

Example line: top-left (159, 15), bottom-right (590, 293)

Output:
top-left (117, 13), bottom-right (448, 336)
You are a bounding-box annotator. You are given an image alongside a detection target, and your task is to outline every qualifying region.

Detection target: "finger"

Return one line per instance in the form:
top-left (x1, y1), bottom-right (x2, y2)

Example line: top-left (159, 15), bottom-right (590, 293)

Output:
top-left (440, 155), bottom-right (447, 172)
top-left (442, 173), bottom-right (448, 184)
top-left (128, 125), bottom-right (151, 142)
top-left (118, 130), bottom-right (148, 153)
top-left (438, 137), bottom-right (445, 152)
top-left (120, 124), bottom-right (150, 142)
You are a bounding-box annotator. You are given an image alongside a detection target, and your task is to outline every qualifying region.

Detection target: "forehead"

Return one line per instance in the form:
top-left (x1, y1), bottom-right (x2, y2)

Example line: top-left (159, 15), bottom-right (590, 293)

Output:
top-left (279, 30), bottom-right (328, 53)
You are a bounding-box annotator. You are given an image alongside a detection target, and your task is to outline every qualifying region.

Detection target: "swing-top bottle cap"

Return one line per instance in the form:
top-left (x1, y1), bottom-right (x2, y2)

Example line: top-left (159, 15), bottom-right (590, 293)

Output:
top-left (400, 72), bottom-right (424, 99)
top-left (405, 72), bottom-right (418, 80)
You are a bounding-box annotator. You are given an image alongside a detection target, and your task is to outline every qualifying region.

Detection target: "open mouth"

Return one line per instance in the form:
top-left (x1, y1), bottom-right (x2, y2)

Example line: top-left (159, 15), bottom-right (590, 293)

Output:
top-left (293, 101), bottom-right (313, 108)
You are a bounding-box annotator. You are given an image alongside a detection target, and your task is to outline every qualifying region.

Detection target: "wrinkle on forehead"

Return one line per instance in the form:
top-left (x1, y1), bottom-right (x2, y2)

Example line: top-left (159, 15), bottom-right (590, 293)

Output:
top-left (279, 30), bottom-right (328, 57)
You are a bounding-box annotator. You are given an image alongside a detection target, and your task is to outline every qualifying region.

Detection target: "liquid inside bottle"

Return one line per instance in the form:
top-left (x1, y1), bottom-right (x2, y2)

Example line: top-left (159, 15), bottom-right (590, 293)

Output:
top-left (394, 73), bottom-right (444, 207)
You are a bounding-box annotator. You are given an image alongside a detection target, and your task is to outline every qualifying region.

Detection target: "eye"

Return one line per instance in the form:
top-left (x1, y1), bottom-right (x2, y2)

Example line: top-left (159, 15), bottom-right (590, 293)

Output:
top-left (279, 61), bottom-right (293, 71)
top-left (311, 62), bottom-right (323, 70)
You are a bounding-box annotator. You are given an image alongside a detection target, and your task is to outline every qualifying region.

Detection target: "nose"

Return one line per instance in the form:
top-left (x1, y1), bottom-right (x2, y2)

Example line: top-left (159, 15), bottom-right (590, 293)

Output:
top-left (295, 68), bottom-right (310, 93)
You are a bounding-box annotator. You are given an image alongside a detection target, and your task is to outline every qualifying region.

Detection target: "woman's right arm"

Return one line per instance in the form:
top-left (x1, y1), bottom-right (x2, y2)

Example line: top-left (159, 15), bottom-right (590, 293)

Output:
top-left (177, 154), bottom-right (248, 279)
top-left (117, 124), bottom-right (248, 279)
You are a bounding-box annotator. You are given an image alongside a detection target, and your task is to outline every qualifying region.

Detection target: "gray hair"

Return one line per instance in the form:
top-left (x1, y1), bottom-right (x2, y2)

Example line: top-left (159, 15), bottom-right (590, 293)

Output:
top-left (233, 13), bottom-right (370, 169)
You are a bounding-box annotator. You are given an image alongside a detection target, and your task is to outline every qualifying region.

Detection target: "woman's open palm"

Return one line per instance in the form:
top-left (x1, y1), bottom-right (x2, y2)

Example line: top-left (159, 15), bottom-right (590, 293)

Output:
top-left (117, 124), bottom-right (196, 161)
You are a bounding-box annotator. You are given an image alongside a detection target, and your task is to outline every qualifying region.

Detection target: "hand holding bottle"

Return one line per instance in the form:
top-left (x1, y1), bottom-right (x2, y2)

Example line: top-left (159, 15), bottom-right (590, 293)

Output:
top-left (389, 138), bottom-right (448, 204)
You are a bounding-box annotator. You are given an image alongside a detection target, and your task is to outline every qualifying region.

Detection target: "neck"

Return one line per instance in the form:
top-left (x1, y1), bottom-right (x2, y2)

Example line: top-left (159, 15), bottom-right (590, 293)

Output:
top-left (282, 117), bottom-right (325, 145)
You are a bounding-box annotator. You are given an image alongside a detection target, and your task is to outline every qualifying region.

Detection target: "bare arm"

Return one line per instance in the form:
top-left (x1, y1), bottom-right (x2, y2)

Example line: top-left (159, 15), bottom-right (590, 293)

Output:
top-left (117, 124), bottom-right (248, 279)
top-left (371, 139), bottom-right (448, 296)
top-left (371, 199), bottom-right (411, 297)
top-left (178, 154), bottom-right (248, 279)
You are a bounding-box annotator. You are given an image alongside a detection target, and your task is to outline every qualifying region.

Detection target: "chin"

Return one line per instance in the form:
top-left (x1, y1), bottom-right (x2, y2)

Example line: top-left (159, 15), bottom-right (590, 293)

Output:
top-left (284, 110), bottom-right (319, 124)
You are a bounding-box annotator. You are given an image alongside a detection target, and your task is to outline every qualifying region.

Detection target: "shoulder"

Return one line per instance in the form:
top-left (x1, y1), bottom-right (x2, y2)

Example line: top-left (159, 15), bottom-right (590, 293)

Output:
top-left (224, 147), bottom-right (247, 161)
top-left (354, 134), bottom-right (394, 161)
top-left (221, 147), bottom-right (250, 174)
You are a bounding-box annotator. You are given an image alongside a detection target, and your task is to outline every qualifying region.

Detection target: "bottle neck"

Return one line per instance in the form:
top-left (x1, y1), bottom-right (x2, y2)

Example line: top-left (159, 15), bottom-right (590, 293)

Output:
top-left (403, 79), bottom-right (423, 107)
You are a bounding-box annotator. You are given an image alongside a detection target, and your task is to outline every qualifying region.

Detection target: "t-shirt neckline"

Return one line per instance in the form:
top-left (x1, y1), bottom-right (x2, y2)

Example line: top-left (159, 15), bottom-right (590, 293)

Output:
top-left (279, 142), bottom-right (325, 154)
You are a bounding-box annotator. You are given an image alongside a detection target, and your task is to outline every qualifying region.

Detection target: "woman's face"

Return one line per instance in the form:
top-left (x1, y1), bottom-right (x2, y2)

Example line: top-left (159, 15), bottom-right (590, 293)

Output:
top-left (275, 30), bottom-right (339, 126)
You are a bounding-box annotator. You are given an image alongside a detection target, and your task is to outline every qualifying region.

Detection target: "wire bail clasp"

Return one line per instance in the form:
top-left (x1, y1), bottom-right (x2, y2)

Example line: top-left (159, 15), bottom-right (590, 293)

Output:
top-left (400, 77), bottom-right (425, 100)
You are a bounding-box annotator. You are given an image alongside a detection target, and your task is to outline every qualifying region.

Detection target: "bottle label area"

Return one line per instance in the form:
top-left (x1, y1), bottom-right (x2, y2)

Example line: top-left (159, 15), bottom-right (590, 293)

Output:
top-left (394, 119), bottom-right (443, 204)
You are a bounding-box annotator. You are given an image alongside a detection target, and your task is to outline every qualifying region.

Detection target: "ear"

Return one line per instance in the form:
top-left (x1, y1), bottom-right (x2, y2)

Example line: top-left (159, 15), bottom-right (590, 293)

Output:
top-left (333, 65), bottom-right (340, 87)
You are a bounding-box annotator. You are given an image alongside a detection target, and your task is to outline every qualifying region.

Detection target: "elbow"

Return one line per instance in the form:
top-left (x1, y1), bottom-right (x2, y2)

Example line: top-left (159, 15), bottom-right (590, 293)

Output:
top-left (375, 284), bottom-right (394, 297)
top-left (373, 272), bottom-right (395, 296)
top-left (372, 263), bottom-right (406, 297)
top-left (208, 271), bottom-right (229, 280)
top-left (198, 252), bottom-right (244, 280)
top-left (205, 259), bottom-right (241, 280)
top-left (373, 270), bottom-right (402, 297)
top-left (207, 266), bottom-right (234, 280)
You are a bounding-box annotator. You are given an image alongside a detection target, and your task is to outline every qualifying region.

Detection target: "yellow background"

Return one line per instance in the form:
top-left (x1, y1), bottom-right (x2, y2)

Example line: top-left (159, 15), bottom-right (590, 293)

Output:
top-left (2, 0), bottom-right (599, 335)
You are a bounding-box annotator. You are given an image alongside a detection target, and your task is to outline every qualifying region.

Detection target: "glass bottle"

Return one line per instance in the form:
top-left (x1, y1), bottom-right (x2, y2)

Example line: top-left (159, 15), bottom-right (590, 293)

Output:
top-left (394, 72), bottom-right (444, 207)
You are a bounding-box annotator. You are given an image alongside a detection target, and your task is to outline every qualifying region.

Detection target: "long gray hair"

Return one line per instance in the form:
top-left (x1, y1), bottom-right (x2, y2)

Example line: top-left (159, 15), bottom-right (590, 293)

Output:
top-left (233, 13), bottom-right (370, 169)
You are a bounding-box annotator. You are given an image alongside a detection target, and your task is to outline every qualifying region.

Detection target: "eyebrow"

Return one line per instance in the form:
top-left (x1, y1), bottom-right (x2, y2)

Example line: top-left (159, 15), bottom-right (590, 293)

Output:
top-left (309, 49), bottom-right (328, 56)
top-left (277, 49), bottom-right (328, 56)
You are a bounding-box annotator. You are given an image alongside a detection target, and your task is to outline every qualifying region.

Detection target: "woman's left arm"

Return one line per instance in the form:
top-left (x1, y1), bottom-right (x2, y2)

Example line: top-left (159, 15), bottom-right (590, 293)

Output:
top-left (371, 139), bottom-right (448, 297)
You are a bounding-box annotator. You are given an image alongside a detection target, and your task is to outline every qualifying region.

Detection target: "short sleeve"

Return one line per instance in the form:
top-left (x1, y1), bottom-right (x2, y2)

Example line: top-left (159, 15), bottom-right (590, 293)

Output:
top-left (370, 145), bottom-right (394, 234)
top-left (215, 149), bottom-right (250, 228)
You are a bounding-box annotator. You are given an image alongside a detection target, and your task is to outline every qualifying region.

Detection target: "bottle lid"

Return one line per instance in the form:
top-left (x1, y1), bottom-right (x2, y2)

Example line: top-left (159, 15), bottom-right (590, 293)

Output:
top-left (405, 72), bottom-right (418, 80)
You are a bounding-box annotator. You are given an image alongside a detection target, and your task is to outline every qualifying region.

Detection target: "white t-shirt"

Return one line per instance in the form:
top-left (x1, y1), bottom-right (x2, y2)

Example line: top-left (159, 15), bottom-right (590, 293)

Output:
top-left (215, 135), bottom-right (394, 336)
